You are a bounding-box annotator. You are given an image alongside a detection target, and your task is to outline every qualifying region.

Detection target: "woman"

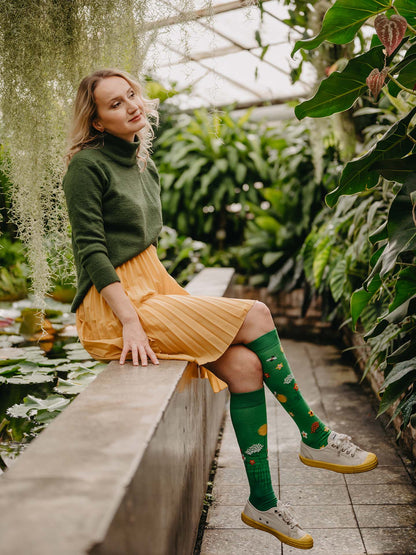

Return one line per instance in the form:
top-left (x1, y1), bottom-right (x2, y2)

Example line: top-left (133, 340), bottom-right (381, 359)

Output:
top-left (63, 68), bottom-right (377, 550)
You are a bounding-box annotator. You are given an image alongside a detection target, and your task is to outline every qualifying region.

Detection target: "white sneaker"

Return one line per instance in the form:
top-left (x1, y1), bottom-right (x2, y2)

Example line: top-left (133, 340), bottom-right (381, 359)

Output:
top-left (241, 499), bottom-right (313, 549)
top-left (299, 431), bottom-right (378, 474)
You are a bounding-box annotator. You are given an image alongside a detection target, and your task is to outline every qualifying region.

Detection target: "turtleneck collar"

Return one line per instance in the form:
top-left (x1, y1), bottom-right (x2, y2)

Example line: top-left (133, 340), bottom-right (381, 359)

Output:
top-left (101, 132), bottom-right (140, 167)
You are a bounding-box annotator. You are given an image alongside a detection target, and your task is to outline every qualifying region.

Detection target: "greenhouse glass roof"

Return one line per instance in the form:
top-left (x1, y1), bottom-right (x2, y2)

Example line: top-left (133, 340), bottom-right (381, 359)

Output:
top-left (142, 0), bottom-right (316, 110)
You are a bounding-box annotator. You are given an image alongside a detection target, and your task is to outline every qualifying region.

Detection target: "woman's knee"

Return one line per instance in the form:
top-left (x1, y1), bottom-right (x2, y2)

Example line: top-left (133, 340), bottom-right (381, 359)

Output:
top-left (251, 300), bottom-right (272, 322)
top-left (205, 345), bottom-right (263, 392)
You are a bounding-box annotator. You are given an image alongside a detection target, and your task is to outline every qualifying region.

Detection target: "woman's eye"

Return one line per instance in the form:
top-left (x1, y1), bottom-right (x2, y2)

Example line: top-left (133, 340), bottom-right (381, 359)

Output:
top-left (130, 91), bottom-right (135, 97)
top-left (112, 102), bottom-right (120, 108)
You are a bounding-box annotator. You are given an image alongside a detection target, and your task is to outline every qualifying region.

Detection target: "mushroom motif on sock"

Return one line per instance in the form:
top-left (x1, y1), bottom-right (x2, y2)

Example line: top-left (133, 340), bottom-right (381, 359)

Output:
top-left (302, 431), bottom-right (308, 438)
top-left (311, 421), bottom-right (319, 433)
top-left (266, 355), bottom-right (278, 362)
top-left (293, 383), bottom-right (299, 391)
top-left (277, 394), bottom-right (287, 403)
top-left (308, 410), bottom-right (314, 416)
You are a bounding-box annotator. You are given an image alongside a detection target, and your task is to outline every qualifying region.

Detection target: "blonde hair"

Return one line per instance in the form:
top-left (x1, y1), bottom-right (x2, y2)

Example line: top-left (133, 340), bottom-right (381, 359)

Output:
top-left (65, 68), bottom-right (159, 170)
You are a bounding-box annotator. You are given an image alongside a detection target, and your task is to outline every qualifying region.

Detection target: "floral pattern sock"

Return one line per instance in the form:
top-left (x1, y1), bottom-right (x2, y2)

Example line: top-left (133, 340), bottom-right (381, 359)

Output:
top-left (246, 329), bottom-right (331, 449)
top-left (229, 387), bottom-right (277, 511)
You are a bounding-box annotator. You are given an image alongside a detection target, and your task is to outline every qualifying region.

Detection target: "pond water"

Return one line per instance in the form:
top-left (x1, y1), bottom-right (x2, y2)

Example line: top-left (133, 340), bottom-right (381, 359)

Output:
top-left (0, 298), bottom-right (106, 472)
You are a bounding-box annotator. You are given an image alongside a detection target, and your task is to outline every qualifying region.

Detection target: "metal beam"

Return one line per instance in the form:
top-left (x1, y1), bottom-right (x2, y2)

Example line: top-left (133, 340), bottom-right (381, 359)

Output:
top-left (142, 0), bottom-right (274, 31)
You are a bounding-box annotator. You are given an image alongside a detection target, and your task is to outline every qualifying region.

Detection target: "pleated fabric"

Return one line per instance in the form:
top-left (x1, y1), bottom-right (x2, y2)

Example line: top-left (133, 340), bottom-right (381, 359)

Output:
top-left (76, 244), bottom-right (255, 393)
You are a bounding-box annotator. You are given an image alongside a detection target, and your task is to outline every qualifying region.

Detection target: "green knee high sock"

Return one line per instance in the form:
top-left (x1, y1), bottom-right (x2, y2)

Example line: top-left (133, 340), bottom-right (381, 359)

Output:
top-left (229, 387), bottom-right (277, 511)
top-left (246, 329), bottom-right (331, 449)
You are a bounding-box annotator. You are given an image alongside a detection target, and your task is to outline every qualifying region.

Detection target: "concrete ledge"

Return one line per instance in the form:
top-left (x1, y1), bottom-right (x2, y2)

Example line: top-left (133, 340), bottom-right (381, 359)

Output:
top-left (0, 267), bottom-right (235, 555)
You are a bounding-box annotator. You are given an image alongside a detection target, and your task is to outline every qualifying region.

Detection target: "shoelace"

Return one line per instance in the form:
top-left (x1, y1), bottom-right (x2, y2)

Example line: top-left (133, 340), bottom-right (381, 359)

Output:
top-left (329, 433), bottom-right (358, 457)
top-left (276, 502), bottom-right (299, 529)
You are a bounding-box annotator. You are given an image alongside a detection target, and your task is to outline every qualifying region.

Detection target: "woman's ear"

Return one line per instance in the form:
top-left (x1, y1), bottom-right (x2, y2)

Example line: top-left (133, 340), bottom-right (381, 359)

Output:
top-left (92, 119), bottom-right (104, 132)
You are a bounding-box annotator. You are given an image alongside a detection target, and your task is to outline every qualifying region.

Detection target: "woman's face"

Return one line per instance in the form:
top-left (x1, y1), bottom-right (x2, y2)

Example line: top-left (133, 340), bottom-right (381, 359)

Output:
top-left (92, 76), bottom-right (146, 142)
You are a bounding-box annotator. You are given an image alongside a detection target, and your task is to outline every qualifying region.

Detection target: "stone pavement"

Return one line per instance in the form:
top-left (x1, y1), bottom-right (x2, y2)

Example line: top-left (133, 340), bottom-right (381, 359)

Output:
top-left (199, 340), bottom-right (416, 555)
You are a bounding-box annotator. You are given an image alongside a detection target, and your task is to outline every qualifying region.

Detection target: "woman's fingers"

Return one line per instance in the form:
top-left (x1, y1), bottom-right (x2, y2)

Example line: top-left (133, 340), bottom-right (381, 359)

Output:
top-left (138, 345), bottom-right (148, 367)
top-left (146, 345), bottom-right (159, 365)
top-left (120, 341), bottom-right (159, 367)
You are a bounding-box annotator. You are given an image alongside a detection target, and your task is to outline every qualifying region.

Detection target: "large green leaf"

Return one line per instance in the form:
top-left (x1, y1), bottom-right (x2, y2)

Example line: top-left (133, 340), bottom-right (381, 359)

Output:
top-left (329, 257), bottom-right (347, 302)
top-left (295, 46), bottom-right (386, 120)
top-left (389, 267), bottom-right (416, 313)
top-left (365, 293), bottom-right (416, 338)
top-left (369, 178), bottom-right (416, 279)
top-left (350, 274), bottom-right (382, 329)
top-left (395, 0), bottom-right (416, 25)
top-left (388, 60), bottom-right (416, 97)
top-left (326, 107), bottom-right (416, 207)
top-left (371, 154), bottom-right (416, 182)
top-left (381, 357), bottom-right (416, 390)
top-left (378, 364), bottom-right (416, 416)
top-left (292, 0), bottom-right (390, 55)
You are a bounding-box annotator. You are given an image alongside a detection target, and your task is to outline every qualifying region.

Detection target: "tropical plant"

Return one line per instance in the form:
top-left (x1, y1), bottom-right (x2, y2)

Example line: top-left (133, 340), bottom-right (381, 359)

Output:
top-left (157, 226), bottom-right (209, 285)
top-left (237, 119), bottom-right (341, 289)
top-left (293, 0), bottom-right (416, 434)
top-left (153, 107), bottom-right (285, 250)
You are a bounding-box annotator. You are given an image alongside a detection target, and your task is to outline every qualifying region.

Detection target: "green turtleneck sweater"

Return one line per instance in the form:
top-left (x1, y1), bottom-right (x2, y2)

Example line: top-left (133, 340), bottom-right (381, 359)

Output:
top-left (63, 132), bottom-right (163, 313)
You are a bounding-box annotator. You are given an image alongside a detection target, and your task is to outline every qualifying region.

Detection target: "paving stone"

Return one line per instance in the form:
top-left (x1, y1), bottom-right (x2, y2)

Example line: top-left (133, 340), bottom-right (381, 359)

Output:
top-left (354, 504), bottom-right (416, 528)
top-left (360, 527), bottom-right (416, 554)
top-left (280, 484), bottom-right (350, 505)
top-left (348, 483), bottom-right (416, 505)
top-left (344, 465), bottom-right (412, 485)
top-left (214, 466), bottom-right (278, 488)
top-left (199, 339), bottom-right (416, 555)
top-left (290, 504), bottom-right (356, 528)
top-left (279, 466), bottom-right (345, 485)
top-left (200, 528), bottom-right (282, 554)
top-left (282, 528), bottom-right (365, 554)
top-left (205, 505), bottom-right (244, 529)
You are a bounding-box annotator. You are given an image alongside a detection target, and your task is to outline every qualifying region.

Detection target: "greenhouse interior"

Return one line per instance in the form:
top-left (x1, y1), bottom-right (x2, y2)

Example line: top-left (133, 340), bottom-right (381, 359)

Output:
top-left (0, 1), bottom-right (416, 554)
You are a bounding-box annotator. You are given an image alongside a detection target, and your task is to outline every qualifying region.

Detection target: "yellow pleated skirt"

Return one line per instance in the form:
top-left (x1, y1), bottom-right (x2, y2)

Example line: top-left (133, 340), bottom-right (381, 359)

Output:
top-left (76, 244), bottom-right (255, 393)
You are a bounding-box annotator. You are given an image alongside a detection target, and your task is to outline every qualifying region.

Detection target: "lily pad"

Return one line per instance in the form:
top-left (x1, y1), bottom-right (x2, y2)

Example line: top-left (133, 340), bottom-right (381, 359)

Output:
top-left (7, 394), bottom-right (71, 419)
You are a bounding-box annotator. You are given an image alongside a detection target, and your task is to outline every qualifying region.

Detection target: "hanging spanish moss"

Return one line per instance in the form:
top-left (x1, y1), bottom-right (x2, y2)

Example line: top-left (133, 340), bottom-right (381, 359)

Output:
top-left (0, 0), bottom-right (197, 305)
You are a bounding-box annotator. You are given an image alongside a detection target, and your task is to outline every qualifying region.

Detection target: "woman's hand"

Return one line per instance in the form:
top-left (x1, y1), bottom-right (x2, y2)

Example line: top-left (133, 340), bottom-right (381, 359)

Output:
top-left (100, 281), bottom-right (159, 367)
top-left (120, 317), bottom-right (159, 366)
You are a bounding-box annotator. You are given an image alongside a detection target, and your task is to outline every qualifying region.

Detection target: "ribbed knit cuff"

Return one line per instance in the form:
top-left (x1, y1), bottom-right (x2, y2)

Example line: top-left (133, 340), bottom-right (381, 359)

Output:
top-left (230, 387), bottom-right (265, 409)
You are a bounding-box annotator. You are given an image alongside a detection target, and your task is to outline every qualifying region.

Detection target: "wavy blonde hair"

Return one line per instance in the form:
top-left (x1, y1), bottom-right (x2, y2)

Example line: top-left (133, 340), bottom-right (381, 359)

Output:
top-left (65, 68), bottom-right (159, 170)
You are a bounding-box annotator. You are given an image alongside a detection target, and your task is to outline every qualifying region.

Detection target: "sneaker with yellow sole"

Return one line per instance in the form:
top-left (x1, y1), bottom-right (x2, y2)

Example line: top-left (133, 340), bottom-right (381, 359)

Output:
top-left (299, 431), bottom-right (378, 473)
top-left (241, 499), bottom-right (313, 549)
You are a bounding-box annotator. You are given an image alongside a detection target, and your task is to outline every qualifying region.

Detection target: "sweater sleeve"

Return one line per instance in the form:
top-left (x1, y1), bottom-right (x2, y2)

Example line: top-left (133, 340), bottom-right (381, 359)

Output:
top-left (63, 156), bottom-right (120, 292)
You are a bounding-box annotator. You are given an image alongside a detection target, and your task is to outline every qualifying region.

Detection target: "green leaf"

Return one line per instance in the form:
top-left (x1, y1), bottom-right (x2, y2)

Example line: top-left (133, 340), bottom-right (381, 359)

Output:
top-left (381, 357), bottom-right (416, 390)
top-left (292, 0), bottom-right (390, 55)
top-left (378, 369), bottom-right (416, 416)
top-left (350, 274), bottom-right (382, 329)
top-left (295, 46), bottom-right (386, 120)
top-left (326, 107), bottom-right (416, 207)
top-left (7, 394), bottom-right (71, 419)
top-left (388, 60), bottom-right (416, 97)
top-left (329, 257), bottom-right (347, 302)
top-left (395, 0), bottom-right (416, 25)
top-left (365, 293), bottom-right (416, 339)
top-left (313, 241), bottom-right (331, 288)
top-left (371, 154), bottom-right (416, 183)
top-left (389, 267), bottom-right (416, 313)
top-left (255, 216), bottom-right (281, 233)
top-left (262, 251), bottom-right (284, 268)
top-left (370, 177), bottom-right (416, 279)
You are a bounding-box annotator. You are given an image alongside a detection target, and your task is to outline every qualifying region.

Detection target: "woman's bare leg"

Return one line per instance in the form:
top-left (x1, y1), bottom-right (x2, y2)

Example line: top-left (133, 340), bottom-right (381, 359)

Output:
top-left (204, 344), bottom-right (263, 393)
top-left (232, 301), bottom-right (275, 344)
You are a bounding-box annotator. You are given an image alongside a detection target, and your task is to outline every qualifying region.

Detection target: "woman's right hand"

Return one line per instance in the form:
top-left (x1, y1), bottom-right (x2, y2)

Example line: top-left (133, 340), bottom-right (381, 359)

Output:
top-left (120, 317), bottom-right (159, 366)
top-left (100, 282), bottom-right (159, 367)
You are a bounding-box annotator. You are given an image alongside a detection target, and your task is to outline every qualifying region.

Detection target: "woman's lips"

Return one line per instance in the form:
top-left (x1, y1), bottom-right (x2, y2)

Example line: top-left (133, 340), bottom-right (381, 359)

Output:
top-left (129, 114), bottom-right (142, 122)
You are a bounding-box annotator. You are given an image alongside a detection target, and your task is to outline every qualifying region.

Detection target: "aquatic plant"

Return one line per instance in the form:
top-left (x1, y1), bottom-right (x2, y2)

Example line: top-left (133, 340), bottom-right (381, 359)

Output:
top-left (0, 0), bottom-right (196, 305)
